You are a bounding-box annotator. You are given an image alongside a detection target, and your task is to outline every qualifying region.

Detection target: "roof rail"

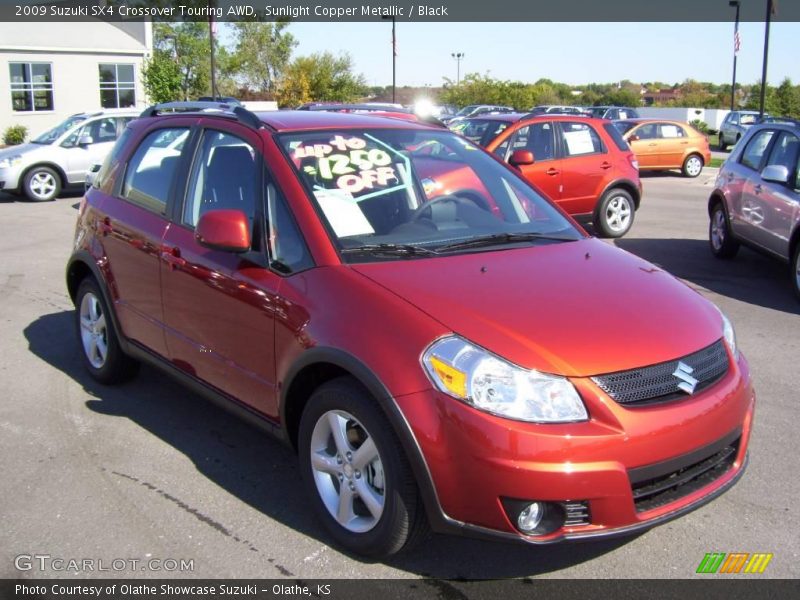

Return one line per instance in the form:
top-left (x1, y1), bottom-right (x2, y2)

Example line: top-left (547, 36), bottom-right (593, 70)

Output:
top-left (756, 115), bottom-right (800, 127)
top-left (139, 101), bottom-right (267, 130)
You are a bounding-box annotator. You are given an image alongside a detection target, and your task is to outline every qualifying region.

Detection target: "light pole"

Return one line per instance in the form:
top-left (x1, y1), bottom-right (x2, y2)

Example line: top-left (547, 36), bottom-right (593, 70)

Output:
top-left (759, 0), bottom-right (774, 118)
top-left (451, 52), bottom-right (464, 86)
top-left (382, 16), bottom-right (396, 103)
top-left (729, 1), bottom-right (740, 111)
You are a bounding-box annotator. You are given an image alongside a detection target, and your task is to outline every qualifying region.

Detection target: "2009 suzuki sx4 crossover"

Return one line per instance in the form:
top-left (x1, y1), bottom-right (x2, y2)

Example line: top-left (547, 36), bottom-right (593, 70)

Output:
top-left (67, 103), bottom-right (754, 558)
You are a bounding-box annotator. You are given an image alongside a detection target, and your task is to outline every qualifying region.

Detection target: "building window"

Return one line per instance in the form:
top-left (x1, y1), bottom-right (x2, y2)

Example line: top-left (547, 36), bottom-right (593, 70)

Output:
top-left (99, 63), bottom-right (135, 108)
top-left (9, 62), bottom-right (54, 112)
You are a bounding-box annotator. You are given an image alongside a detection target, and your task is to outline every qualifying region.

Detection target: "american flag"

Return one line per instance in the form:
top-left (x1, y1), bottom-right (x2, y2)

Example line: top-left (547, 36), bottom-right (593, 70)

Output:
top-left (734, 28), bottom-right (741, 55)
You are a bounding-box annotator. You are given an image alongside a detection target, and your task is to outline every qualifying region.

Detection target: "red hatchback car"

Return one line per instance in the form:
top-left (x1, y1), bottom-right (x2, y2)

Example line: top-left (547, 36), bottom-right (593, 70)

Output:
top-left (67, 103), bottom-right (754, 558)
top-left (484, 114), bottom-right (642, 238)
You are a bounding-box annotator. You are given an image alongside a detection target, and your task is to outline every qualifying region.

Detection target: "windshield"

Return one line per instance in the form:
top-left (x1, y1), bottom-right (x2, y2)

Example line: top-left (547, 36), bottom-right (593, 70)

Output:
top-left (589, 107), bottom-right (607, 118)
top-left (613, 121), bottom-right (637, 135)
top-left (451, 119), bottom-right (511, 146)
top-left (279, 128), bottom-right (582, 261)
top-left (32, 115), bottom-right (88, 144)
top-left (455, 105), bottom-right (479, 117)
top-left (739, 114), bottom-right (758, 126)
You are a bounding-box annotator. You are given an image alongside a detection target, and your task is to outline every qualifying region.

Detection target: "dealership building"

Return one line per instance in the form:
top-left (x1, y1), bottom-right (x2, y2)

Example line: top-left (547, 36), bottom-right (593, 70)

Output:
top-left (0, 20), bottom-right (152, 137)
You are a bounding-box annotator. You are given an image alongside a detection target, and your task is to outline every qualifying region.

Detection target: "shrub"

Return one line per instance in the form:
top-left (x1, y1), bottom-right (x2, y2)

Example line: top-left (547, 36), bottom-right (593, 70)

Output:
top-left (2, 125), bottom-right (28, 145)
top-left (689, 119), bottom-right (709, 134)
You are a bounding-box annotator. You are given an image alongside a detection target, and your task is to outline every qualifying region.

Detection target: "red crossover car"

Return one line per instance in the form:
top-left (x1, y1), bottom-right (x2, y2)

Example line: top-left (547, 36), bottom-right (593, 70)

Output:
top-left (483, 114), bottom-right (643, 238)
top-left (67, 102), bottom-right (754, 558)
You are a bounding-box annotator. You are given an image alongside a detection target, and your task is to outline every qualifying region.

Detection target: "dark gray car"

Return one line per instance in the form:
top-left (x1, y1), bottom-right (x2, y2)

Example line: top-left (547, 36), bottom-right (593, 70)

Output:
top-left (718, 110), bottom-right (765, 151)
top-left (708, 120), bottom-right (800, 299)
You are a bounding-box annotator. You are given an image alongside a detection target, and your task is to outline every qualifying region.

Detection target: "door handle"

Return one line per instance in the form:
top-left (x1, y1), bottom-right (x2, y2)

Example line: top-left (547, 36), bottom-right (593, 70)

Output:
top-left (648, 143), bottom-right (658, 147)
top-left (160, 245), bottom-right (186, 270)
top-left (98, 217), bottom-right (112, 236)
top-left (546, 168), bottom-right (559, 176)
top-left (600, 162), bottom-right (613, 170)
top-left (680, 141), bottom-right (689, 145)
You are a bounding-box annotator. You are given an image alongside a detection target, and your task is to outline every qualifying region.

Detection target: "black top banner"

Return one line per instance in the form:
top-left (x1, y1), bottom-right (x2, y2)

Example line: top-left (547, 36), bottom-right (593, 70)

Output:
top-left (0, 0), bottom-right (798, 22)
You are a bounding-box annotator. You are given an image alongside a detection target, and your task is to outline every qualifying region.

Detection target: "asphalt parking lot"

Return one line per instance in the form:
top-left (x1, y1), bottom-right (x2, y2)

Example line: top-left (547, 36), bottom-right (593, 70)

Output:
top-left (0, 169), bottom-right (798, 580)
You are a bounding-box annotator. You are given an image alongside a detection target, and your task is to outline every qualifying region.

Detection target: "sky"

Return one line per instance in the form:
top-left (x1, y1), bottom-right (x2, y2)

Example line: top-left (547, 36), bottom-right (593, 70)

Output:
top-left (224, 21), bottom-right (800, 89)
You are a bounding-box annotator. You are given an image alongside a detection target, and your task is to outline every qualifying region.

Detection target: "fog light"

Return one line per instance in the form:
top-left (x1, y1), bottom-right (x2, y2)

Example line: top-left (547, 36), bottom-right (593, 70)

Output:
top-left (517, 502), bottom-right (543, 533)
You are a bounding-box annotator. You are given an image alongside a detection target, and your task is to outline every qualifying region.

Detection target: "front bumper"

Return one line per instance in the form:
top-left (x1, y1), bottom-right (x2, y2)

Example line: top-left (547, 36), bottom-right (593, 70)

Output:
top-left (395, 351), bottom-right (754, 543)
top-left (0, 166), bottom-right (22, 191)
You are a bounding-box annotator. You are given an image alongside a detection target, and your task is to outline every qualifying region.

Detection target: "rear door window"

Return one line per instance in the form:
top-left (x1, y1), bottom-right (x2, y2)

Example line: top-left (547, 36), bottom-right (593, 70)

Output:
top-left (559, 122), bottom-right (605, 157)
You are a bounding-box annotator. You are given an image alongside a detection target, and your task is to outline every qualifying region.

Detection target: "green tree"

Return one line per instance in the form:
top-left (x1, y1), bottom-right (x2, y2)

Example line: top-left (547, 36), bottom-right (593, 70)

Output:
top-left (141, 49), bottom-right (183, 103)
top-left (153, 22), bottom-right (229, 101)
top-left (275, 52), bottom-right (366, 107)
top-left (773, 78), bottom-right (800, 118)
top-left (599, 88), bottom-right (641, 107)
top-left (230, 22), bottom-right (296, 94)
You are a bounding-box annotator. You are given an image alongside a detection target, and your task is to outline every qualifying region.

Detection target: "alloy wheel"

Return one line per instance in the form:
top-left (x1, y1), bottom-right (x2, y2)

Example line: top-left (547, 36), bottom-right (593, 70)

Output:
top-left (79, 292), bottom-right (108, 369)
top-left (711, 208), bottom-right (726, 251)
top-left (29, 171), bottom-right (57, 200)
top-left (309, 410), bottom-right (385, 533)
top-left (604, 195), bottom-right (632, 234)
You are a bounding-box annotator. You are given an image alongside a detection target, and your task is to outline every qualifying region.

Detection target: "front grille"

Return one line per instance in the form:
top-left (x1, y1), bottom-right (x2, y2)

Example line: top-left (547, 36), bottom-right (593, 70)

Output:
top-left (629, 433), bottom-right (740, 513)
top-left (563, 501), bottom-right (591, 527)
top-left (591, 339), bottom-right (729, 405)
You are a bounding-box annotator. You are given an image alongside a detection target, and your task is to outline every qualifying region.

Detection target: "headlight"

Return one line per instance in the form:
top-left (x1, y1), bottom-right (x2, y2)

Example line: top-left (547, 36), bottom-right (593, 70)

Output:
top-left (422, 335), bottom-right (588, 423)
top-left (0, 154), bottom-right (23, 169)
top-left (719, 310), bottom-right (738, 360)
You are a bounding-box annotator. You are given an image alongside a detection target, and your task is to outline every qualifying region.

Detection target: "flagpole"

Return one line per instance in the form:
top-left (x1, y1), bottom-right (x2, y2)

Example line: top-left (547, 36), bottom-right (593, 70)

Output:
top-left (729, 1), bottom-right (740, 111)
top-left (759, 0), bottom-right (774, 118)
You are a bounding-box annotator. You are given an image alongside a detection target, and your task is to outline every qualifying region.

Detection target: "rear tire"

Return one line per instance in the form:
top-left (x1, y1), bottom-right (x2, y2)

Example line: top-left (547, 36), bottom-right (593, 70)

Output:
top-left (75, 278), bottom-right (139, 384)
top-left (595, 188), bottom-right (635, 238)
top-left (298, 377), bottom-right (428, 557)
top-left (682, 154), bottom-right (704, 178)
top-left (791, 243), bottom-right (800, 301)
top-left (709, 202), bottom-right (740, 259)
top-left (23, 166), bottom-right (61, 202)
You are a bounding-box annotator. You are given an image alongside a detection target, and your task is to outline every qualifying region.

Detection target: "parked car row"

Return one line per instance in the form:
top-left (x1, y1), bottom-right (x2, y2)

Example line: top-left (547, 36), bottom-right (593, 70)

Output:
top-left (67, 101), bottom-right (754, 559)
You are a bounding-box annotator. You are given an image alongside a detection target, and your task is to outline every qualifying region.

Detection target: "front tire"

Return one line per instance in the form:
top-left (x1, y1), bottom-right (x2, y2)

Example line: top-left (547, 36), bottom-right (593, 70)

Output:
top-left (23, 166), bottom-right (61, 202)
top-left (682, 154), bottom-right (704, 178)
top-left (75, 278), bottom-right (139, 384)
top-left (709, 202), bottom-right (740, 259)
top-left (298, 377), bottom-right (427, 558)
top-left (595, 188), bottom-right (635, 238)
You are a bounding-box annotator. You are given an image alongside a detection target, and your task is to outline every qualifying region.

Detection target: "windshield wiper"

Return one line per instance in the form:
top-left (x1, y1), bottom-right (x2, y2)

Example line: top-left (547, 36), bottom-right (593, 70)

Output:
top-left (436, 232), bottom-right (575, 252)
top-left (340, 243), bottom-right (439, 258)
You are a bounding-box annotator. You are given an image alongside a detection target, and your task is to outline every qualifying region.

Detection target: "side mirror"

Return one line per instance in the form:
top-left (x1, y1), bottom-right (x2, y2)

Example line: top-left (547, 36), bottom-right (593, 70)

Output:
top-left (509, 149), bottom-right (535, 166)
top-left (78, 134), bottom-right (93, 146)
top-left (760, 164), bottom-right (790, 184)
top-left (628, 134), bottom-right (640, 142)
top-left (195, 209), bottom-right (251, 253)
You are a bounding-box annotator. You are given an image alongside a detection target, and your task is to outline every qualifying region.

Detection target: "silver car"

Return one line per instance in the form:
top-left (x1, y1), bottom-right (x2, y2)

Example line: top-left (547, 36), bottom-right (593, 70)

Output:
top-left (0, 110), bottom-right (138, 201)
top-left (717, 110), bottom-right (766, 151)
top-left (708, 120), bottom-right (800, 298)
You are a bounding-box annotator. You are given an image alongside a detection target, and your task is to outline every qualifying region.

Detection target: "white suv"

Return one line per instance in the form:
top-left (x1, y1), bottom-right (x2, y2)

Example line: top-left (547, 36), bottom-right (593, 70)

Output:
top-left (0, 110), bottom-right (138, 201)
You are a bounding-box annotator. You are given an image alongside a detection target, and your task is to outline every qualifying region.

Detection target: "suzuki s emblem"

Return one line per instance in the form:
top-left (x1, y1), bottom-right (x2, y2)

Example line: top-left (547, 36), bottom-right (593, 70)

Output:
top-left (673, 362), bottom-right (699, 395)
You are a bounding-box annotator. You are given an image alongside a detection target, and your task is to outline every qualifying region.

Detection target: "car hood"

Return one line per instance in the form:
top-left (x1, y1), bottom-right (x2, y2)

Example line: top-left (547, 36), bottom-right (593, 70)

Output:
top-left (0, 143), bottom-right (47, 160)
top-left (351, 238), bottom-right (724, 377)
